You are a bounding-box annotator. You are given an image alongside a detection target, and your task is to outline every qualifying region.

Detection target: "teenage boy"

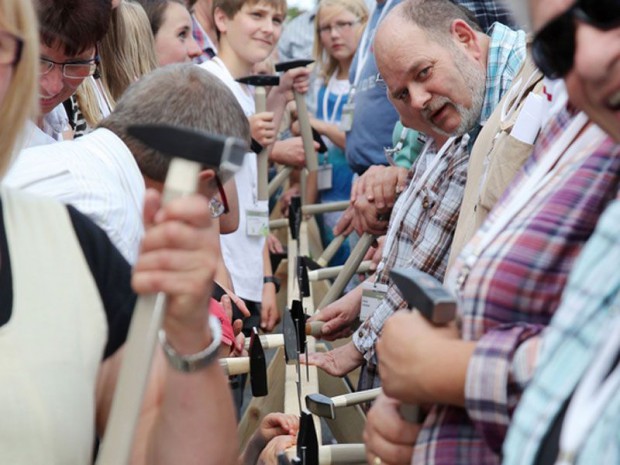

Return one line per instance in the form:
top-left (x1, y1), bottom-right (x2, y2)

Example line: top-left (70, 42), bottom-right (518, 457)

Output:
top-left (200, 0), bottom-right (310, 334)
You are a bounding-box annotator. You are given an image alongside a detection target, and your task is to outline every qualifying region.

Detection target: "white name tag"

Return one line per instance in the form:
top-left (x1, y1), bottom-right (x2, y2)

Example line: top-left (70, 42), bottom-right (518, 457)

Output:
top-left (317, 163), bottom-right (333, 191)
top-left (360, 281), bottom-right (388, 321)
top-left (246, 208), bottom-right (269, 237)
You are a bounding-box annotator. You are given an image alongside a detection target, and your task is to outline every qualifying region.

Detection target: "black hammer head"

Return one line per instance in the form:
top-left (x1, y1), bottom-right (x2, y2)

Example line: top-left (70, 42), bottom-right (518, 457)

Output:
top-left (127, 124), bottom-right (247, 182)
top-left (236, 74), bottom-right (280, 87)
top-left (297, 256), bottom-right (311, 298)
top-left (283, 308), bottom-right (298, 362)
top-left (277, 453), bottom-right (292, 465)
top-left (291, 300), bottom-right (307, 354)
top-left (305, 392), bottom-right (336, 419)
top-left (288, 196), bottom-right (302, 240)
top-left (296, 411), bottom-right (319, 465)
top-left (275, 59), bottom-right (314, 72)
top-left (389, 267), bottom-right (457, 324)
top-left (249, 327), bottom-right (268, 397)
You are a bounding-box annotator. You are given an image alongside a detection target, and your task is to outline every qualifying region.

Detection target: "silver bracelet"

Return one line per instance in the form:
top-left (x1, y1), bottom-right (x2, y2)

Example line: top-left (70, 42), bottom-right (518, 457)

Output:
top-left (159, 315), bottom-right (222, 372)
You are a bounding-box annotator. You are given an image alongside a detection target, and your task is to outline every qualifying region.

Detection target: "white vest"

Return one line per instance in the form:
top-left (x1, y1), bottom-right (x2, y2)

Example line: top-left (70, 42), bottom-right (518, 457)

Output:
top-left (0, 187), bottom-right (107, 464)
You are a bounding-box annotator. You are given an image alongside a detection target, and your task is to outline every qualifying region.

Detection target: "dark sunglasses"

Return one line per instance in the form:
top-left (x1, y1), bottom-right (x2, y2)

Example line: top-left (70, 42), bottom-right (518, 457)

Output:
top-left (532, 0), bottom-right (620, 79)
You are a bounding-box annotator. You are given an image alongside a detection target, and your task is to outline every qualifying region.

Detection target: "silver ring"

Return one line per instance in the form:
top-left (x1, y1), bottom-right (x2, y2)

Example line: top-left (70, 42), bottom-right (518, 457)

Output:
top-left (373, 457), bottom-right (382, 465)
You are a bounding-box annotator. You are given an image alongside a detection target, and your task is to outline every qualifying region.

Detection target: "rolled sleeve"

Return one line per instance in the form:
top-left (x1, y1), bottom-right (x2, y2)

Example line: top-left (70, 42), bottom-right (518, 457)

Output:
top-left (465, 323), bottom-right (544, 453)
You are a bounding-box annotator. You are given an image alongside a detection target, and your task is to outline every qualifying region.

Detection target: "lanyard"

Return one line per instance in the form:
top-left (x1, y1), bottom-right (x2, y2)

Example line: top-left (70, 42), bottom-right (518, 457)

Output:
top-left (556, 308), bottom-right (620, 465)
top-left (377, 135), bottom-right (468, 276)
top-left (321, 74), bottom-right (347, 124)
top-left (451, 112), bottom-right (602, 292)
top-left (351, 0), bottom-right (395, 91)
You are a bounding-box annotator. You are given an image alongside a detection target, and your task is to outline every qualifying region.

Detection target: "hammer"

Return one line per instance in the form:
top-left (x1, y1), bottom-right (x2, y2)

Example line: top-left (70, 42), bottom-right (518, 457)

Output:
top-left (220, 327), bottom-right (268, 396)
top-left (305, 388), bottom-right (382, 419)
top-left (269, 200), bottom-right (350, 230)
top-left (237, 74), bottom-right (280, 201)
top-left (96, 124), bottom-right (247, 465)
top-left (275, 59), bottom-right (317, 173)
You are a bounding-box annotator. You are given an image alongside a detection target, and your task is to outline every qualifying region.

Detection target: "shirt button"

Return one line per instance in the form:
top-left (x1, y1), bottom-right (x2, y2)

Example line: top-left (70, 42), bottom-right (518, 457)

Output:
top-left (358, 331), bottom-right (363, 337)
top-left (422, 197), bottom-right (430, 209)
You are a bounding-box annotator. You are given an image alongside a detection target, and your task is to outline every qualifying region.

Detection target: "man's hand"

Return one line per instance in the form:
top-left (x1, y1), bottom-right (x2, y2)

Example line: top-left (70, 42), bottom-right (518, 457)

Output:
top-left (134, 189), bottom-right (217, 350)
top-left (363, 394), bottom-right (421, 465)
top-left (259, 413), bottom-right (299, 445)
top-left (333, 205), bottom-right (355, 237)
top-left (352, 166), bottom-right (408, 209)
top-left (352, 195), bottom-right (389, 236)
top-left (261, 282), bottom-right (280, 332)
top-left (377, 310), bottom-right (470, 406)
top-left (271, 137), bottom-right (320, 168)
top-left (301, 341), bottom-right (364, 377)
top-left (309, 286), bottom-right (362, 340)
top-left (241, 414), bottom-right (298, 465)
top-left (250, 112), bottom-right (277, 147)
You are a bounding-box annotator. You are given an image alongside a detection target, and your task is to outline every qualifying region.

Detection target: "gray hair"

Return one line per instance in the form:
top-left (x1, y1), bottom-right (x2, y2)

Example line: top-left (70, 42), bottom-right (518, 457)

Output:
top-left (99, 63), bottom-right (250, 182)
top-left (399, 0), bottom-right (483, 46)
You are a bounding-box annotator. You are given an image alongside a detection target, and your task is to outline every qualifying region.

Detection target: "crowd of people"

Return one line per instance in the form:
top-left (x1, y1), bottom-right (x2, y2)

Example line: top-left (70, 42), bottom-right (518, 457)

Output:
top-left (0, 0), bottom-right (618, 464)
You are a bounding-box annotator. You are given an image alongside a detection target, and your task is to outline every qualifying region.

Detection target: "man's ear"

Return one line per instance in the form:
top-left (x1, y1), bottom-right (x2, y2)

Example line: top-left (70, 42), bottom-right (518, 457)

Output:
top-left (198, 168), bottom-right (217, 196)
top-left (450, 19), bottom-right (483, 61)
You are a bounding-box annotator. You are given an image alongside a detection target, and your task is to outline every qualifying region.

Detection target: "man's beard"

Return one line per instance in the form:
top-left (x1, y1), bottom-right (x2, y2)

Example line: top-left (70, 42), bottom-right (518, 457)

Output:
top-left (423, 47), bottom-right (486, 138)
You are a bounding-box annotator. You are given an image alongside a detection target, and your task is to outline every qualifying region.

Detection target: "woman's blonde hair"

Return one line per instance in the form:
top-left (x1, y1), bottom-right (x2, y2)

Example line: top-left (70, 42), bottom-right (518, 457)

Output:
top-left (313, 0), bottom-right (368, 81)
top-left (77, 0), bottom-right (158, 127)
top-left (0, 0), bottom-right (39, 176)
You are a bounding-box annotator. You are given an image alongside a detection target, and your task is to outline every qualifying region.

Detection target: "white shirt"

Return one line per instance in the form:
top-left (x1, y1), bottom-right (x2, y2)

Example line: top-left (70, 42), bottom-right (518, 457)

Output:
top-left (200, 59), bottom-right (267, 302)
top-left (3, 128), bottom-right (145, 264)
top-left (22, 104), bottom-right (70, 149)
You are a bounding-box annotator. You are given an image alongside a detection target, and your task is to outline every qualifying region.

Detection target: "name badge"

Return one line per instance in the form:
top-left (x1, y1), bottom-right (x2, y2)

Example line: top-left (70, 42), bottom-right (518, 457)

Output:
top-left (360, 281), bottom-right (388, 321)
top-left (246, 207), bottom-right (269, 237)
top-left (317, 163), bottom-right (333, 191)
top-left (340, 102), bottom-right (355, 131)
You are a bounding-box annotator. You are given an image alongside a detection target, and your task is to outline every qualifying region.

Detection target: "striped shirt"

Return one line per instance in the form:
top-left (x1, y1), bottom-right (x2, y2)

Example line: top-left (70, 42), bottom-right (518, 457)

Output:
top-left (353, 23), bottom-right (526, 362)
top-left (503, 197), bottom-right (620, 465)
top-left (425, 114), bottom-right (620, 464)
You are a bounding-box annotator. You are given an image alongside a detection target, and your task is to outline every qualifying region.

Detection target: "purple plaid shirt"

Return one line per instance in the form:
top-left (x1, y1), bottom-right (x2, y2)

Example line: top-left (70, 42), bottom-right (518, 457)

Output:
top-left (414, 110), bottom-right (620, 464)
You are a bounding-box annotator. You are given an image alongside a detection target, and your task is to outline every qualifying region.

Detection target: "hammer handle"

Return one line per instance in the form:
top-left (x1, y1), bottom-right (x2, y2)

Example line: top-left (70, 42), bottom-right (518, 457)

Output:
top-left (302, 200), bottom-right (350, 215)
top-left (308, 260), bottom-right (372, 281)
top-left (318, 233), bottom-right (376, 309)
top-left (96, 158), bottom-right (201, 465)
top-left (294, 91), bottom-right (318, 171)
top-left (268, 166), bottom-right (293, 197)
top-left (243, 333), bottom-right (285, 350)
top-left (332, 387), bottom-right (382, 408)
top-left (319, 444), bottom-right (367, 464)
top-left (255, 87), bottom-right (269, 201)
top-left (220, 356), bottom-right (250, 376)
top-left (317, 234), bottom-right (347, 267)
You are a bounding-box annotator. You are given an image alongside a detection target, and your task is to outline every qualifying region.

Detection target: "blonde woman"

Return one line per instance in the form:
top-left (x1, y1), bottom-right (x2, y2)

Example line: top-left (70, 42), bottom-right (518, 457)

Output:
top-left (300, 0), bottom-right (368, 265)
top-left (73, 0), bottom-right (158, 134)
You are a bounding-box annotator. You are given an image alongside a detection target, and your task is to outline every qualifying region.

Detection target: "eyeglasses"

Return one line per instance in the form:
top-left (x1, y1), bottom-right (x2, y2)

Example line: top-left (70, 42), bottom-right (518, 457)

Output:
top-left (39, 55), bottom-right (99, 80)
top-left (532, 0), bottom-right (620, 79)
top-left (0, 31), bottom-right (23, 66)
top-left (209, 176), bottom-right (230, 218)
top-left (318, 20), bottom-right (359, 36)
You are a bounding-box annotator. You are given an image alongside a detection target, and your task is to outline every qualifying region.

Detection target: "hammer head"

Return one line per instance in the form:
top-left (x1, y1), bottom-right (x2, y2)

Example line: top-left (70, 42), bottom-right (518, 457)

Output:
top-left (297, 411), bottom-right (319, 465)
top-left (249, 327), bottom-right (268, 396)
top-left (127, 124), bottom-right (247, 182)
top-left (277, 453), bottom-right (292, 465)
top-left (389, 267), bottom-right (457, 324)
top-left (275, 59), bottom-right (314, 72)
top-left (305, 392), bottom-right (336, 419)
top-left (288, 196), bottom-right (302, 240)
top-left (236, 74), bottom-right (280, 87)
top-left (283, 308), bottom-right (298, 362)
top-left (297, 256), bottom-right (311, 298)
top-left (291, 299), bottom-right (307, 354)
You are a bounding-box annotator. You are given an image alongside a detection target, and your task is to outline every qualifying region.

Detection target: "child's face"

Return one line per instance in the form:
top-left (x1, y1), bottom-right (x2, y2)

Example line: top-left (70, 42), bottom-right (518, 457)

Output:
top-left (317, 6), bottom-right (363, 65)
top-left (219, 2), bottom-right (284, 66)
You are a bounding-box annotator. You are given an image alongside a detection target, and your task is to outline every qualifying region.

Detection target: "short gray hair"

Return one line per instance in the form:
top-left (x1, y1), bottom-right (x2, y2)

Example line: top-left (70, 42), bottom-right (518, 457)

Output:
top-left (100, 63), bottom-right (250, 182)
top-left (399, 0), bottom-right (483, 46)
